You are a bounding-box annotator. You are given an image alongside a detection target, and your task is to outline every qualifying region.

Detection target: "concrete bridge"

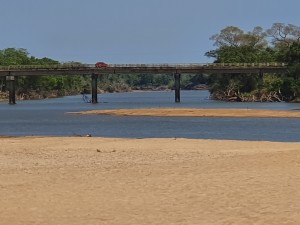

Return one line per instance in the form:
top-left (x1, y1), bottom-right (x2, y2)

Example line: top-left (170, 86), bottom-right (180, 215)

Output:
top-left (0, 63), bottom-right (288, 104)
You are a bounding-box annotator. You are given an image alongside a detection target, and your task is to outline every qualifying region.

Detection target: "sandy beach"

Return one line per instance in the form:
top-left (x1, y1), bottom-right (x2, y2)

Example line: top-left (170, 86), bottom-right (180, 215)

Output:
top-left (0, 136), bottom-right (300, 225)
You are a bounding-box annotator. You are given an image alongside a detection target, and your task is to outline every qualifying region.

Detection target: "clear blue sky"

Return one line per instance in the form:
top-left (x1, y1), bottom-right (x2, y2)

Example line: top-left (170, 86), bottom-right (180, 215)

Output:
top-left (0, 0), bottom-right (299, 64)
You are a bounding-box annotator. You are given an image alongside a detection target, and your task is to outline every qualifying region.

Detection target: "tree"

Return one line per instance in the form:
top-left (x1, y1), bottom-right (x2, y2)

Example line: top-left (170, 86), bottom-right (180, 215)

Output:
top-left (286, 41), bottom-right (300, 63)
top-left (209, 26), bottom-right (267, 48)
top-left (266, 23), bottom-right (300, 48)
top-left (0, 48), bottom-right (31, 65)
top-left (205, 23), bottom-right (300, 102)
top-left (0, 48), bottom-right (92, 99)
top-left (206, 26), bottom-right (271, 63)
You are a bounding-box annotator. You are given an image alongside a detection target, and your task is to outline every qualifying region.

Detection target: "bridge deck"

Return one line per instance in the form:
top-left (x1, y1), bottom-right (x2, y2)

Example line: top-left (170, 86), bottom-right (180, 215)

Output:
top-left (0, 63), bottom-right (288, 76)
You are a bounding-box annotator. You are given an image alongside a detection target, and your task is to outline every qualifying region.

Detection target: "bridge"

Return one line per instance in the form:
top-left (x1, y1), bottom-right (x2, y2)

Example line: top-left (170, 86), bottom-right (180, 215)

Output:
top-left (0, 63), bottom-right (288, 104)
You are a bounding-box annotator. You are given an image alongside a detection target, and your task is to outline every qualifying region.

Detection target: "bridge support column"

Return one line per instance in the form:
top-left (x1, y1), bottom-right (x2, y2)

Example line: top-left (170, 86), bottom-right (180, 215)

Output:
top-left (91, 74), bottom-right (98, 104)
top-left (174, 73), bottom-right (181, 103)
top-left (6, 75), bottom-right (16, 105)
top-left (258, 70), bottom-right (264, 89)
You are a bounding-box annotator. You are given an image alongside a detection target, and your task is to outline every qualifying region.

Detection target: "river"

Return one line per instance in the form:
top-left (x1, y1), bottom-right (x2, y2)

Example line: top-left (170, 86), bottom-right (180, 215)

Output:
top-left (0, 90), bottom-right (299, 142)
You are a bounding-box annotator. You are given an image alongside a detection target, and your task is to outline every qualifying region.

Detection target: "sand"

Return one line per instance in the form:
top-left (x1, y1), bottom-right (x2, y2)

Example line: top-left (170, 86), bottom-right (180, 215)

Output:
top-left (0, 136), bottom-right (300, 225)
top-left (71, 108), bottom-right (300, 118)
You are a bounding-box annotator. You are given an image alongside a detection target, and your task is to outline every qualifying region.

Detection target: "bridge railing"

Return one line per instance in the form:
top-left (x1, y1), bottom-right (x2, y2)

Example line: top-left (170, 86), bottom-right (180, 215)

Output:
top-left (0, 64), bottom-right (97, 70)
top-left (111, 62), bottom-right (287, 68)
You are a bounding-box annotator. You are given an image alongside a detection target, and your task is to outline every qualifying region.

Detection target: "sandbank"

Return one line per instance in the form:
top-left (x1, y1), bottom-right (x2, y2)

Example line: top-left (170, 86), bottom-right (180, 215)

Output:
top-left (0, 136), bottom-right (299, 225)
top-left (71, 108), bottom-right (300, 118)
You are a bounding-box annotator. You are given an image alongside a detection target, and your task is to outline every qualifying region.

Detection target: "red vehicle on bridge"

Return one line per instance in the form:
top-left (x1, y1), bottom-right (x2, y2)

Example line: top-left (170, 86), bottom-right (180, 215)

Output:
top-left (95, 62), bottom-right (109, 68)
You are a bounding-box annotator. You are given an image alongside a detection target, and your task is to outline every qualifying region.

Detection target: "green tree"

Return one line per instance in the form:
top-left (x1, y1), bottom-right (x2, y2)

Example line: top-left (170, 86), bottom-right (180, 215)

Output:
top-left (205, 26), bottom-right (273, 100)
top-left (0, 48), bottom-right (92, 99)
top-left (0, 48), bottom-right (31, 65)
top-left (204, 23), bottom-right (300, 101)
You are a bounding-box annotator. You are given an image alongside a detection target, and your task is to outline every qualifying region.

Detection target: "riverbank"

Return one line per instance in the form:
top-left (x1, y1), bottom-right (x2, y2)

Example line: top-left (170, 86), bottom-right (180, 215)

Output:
top-left (0, 136), bottom-right (299, 225)
top-left (72, 108), bottom-right (300, 118)
top-left (0, 85), bottom-right (205, 101)
top-left (0, 90), bottom-right (81, 101)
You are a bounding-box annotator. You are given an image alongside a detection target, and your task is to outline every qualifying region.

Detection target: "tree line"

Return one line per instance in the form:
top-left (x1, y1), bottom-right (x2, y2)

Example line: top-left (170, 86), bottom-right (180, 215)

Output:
top-left (0, 48), bottom-right (205, 100)
top-left (0, 48), bottom-right (91, 99)
top-left (0, 22), bottom-right (300, 102)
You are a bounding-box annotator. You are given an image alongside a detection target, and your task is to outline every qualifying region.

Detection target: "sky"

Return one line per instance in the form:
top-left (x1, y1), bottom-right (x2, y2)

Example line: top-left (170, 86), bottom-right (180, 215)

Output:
top-left (0, 0), bottom-right (300, 64)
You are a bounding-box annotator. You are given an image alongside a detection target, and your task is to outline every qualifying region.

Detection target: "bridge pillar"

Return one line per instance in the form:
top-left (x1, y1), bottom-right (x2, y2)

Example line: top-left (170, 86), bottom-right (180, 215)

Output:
top-left (91, 74), bottom-right (98, 104)
top-left (6, 75), bottom-right (16, 105)
top-left (258, 70), bottom-right (264, 89)
top-left (174, 73), bottom-right (181, 103)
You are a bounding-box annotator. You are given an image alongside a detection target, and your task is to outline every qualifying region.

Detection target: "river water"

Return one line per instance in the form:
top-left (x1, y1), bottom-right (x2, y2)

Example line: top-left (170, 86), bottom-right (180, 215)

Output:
top-left (0, 90), bottom-right (299, 142)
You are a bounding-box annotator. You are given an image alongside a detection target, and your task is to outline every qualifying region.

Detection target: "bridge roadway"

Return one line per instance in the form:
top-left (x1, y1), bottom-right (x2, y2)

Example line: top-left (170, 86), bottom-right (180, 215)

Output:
top-left (0, 63), bottom-right (288, 76)
top-left (0, 63), bottom-right (288, 104)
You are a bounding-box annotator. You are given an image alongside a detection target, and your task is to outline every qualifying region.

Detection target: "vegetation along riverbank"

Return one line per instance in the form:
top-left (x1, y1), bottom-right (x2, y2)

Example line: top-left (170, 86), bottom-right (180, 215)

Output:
top-left (1, 23), bottom-right (300, 102)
